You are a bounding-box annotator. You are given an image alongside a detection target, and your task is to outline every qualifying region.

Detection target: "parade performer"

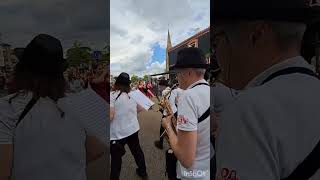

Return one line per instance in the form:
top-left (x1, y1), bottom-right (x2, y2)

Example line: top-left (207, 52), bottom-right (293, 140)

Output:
top-left (162, 47), bottom-right (210, 180)
top-left (110, 72), bottom-right (148, 180)
top-left (0, 34), bottom-right (107, 180)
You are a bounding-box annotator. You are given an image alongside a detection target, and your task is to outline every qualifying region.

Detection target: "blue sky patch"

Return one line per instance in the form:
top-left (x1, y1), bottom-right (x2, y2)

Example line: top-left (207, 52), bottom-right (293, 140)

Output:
top-left (151, 43), bottom-right (166, 64)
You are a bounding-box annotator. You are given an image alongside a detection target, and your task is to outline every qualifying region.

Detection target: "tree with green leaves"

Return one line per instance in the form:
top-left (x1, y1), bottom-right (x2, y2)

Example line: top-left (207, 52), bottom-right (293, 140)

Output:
top-left (66, 41), bottom-right (92, 67)
top-left (100, 45), bottom-right (110, 64)
top-left (131, 74), bottom-right (139, 83)
top-left (142, 75), bottom-right (149, 82)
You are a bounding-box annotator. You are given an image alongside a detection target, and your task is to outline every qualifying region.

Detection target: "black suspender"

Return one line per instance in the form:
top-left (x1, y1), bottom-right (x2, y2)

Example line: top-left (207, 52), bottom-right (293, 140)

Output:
top-left (261, 67), bottom-right (320, 180)
top-left (191, 82), bottom-right (210, 89)
top-left (190, 82), bottom-right (210, 123)
top-left (16, 96), bottom-right (39, 126)
top-left (282, 139), bottom-right (320, 180)
top-left (198, 107), bottom-right (210, 123)
top-left (261, 67), bottom-right (319, 85)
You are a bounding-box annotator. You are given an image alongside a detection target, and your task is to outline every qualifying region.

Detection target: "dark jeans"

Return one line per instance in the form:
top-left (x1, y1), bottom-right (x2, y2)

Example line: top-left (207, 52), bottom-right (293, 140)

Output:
top-left (110, 131), bottom-right (147, 180)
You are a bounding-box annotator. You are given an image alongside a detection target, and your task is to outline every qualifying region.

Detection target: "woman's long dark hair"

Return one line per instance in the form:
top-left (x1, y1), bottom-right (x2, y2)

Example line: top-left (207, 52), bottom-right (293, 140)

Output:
top-left (113, 82), bottom-right (131, 101)
top-left (9, 65), bottom-right (67, 103)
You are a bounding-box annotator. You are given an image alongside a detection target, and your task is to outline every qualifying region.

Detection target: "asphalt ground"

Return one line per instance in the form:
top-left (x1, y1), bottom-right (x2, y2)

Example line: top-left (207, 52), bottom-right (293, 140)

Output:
top-left (119, 98), bottom-right (170, 180)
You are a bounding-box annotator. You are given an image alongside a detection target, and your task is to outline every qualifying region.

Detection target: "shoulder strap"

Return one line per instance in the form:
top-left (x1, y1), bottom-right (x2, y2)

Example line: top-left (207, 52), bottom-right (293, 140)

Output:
top-left (168, 91), bottom-right (172, 100)
top-left (261, 67), bottom-right (319, 85)
top-left (16, 96), bottom-right (39, 126)
top-left (281, 139), bottom-right (320, 180)
top-left (198, 107), bottom-right (210, 123)
top-left (262, 67), bottom-right (320, 180)
top-left (191, 82), bottom-right (209, 89)
top-left (115, 91), bottom-right (123, 101)
top-left (190, 82), bottom-right (210, 123)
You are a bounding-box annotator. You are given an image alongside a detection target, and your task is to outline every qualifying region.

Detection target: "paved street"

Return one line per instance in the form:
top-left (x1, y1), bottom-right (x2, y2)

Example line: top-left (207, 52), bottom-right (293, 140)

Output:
top-left (120, 98), bottom-right (170, 180)
top-left (87, 154), bottom-right (109, 180)
top-left (0, 89), bottom-right (8, 98)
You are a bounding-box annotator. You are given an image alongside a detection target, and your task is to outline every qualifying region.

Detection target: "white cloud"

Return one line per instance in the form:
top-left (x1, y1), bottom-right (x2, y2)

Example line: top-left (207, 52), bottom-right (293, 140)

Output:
top-left (110, 0), bottom-right (209, 77)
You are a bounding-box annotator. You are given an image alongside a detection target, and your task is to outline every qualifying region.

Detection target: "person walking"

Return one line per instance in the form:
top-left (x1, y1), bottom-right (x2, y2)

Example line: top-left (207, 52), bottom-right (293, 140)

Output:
top-left (110, 72), bottom-right (148, 180)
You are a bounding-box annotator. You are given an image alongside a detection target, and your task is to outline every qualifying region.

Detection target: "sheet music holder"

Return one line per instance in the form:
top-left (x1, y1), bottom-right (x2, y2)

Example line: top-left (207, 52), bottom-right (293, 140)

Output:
top-left (129, 90), bottom-right (155, 110)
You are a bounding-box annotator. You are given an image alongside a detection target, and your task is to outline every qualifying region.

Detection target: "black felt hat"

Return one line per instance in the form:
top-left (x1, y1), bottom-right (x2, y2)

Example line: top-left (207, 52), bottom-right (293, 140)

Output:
top-left (15, 34), bottom-right (67, 77)
top-left (170, 47), bottom-right (210, 70)
top-left (115, 72), bottom-right (131, 86)
top-left (211, 0), bottom-right (320, 25)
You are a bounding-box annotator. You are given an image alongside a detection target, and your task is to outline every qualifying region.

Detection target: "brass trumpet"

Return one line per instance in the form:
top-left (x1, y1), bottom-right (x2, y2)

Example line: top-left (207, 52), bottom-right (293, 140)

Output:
top-left (158, 83), bottom-right (178, 140)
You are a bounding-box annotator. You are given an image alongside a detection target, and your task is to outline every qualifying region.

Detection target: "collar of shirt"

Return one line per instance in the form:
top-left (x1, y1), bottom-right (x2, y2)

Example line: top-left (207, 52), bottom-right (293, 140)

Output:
top-left (245, 56), bottom-right (313, 89)
top-left (187, 79), bottom-right (208, 90)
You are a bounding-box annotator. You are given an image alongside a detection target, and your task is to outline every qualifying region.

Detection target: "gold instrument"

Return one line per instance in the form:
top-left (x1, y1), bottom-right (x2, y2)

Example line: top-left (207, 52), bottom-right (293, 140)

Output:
top-left (158, 83), bottom-right (178, 139)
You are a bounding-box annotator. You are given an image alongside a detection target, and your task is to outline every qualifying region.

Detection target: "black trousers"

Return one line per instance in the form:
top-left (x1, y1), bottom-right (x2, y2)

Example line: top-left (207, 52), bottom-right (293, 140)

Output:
top-left (110, 131), bottom-right (147, 180)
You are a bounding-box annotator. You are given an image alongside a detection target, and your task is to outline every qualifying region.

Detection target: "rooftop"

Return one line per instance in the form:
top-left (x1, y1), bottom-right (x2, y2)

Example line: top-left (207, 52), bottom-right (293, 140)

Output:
top-left (169, 27), bottom-right (210, 52)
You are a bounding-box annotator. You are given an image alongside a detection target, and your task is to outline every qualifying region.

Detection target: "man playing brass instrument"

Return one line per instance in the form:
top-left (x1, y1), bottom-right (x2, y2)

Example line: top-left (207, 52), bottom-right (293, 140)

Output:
top-left (162, 47), bottom-right (210, 180)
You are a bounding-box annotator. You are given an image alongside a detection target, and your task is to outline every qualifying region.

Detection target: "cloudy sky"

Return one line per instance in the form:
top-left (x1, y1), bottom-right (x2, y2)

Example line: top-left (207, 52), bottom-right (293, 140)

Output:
top-left (110, 0), bottom-right (209, 77)
top-left (0, 0), bottom-right (109, 52)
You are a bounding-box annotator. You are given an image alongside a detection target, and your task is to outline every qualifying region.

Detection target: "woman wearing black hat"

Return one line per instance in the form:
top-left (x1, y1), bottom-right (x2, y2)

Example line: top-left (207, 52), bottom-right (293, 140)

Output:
top-left (110, 72), bottom-right (148, 180)
top-left (0, 34), bottom-right (107, 180)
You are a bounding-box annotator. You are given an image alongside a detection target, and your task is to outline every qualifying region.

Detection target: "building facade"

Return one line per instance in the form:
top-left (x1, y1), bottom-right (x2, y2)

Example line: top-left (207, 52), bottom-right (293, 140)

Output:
top-left (0, 43), bottom-right (19, 76)
top-left (164, 27), bottom-right (212, 81)
top-left (166, 27), bottom-right (211, 72)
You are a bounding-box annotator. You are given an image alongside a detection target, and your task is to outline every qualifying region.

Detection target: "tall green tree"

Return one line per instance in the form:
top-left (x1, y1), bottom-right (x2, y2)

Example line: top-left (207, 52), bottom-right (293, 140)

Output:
top-left (66, 41), bottom-right (92, 67)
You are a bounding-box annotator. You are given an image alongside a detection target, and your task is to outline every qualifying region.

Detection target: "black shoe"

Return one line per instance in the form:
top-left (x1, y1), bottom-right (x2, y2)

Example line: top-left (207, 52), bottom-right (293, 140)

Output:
top-left (136, 168), bottom-right (148, 180)
top-left (154, 140), bottom-right (163, 150)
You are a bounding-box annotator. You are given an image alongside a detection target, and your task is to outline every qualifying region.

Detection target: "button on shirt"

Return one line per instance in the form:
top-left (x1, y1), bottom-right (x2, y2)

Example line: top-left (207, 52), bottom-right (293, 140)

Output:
top-left (110, 91), bottom-right (140, 140)
top-left (216, 56), bottom-right (320, 180)
top-left (176, 79), bottom-right (210, 180)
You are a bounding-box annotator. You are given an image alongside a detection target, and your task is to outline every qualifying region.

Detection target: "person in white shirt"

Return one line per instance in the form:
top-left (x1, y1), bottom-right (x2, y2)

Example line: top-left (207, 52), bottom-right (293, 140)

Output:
top-left (68, 75), bottom-right (84, 93)
top-left (110, 72), bottom-right (148, 180)
top-left (162, 47), bottom-right (210, 180)
top-left (213, 1), bottom-right (320, 179)
top-left (154, 81), bottom-right (183, 150)
top-left (170, 82), bottom-right (183, 108)
top-left (0, 34), bottom-right (107, 180)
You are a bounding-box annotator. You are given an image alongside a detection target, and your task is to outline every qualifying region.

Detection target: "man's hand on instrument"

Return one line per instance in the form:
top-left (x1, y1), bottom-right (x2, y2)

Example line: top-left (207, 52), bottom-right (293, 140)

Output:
top-left (162, 115), bottom-right (173, 130)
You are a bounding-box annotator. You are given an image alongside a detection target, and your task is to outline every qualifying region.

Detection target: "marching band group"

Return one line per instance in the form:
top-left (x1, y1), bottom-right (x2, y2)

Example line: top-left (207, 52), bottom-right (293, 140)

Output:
top-left (110, 47), bottom-right (212, 180)
top-left (1, 1), bottom-right (320, 180)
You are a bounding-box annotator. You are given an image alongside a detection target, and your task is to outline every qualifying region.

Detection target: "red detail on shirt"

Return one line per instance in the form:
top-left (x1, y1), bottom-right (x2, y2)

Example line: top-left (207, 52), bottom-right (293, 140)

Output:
top-left (216, 168), bottom-right (239, 180)
top-left (177, 115), bottom-right (188, 125)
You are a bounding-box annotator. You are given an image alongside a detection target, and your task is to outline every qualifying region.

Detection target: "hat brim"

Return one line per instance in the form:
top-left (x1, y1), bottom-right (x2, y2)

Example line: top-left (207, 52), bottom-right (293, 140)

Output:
top-left (115, 80), bottom-right (131, 85)
top-left (150, 71), bottom-right (176, 76)
top-left (169, 64), bottom-right (210, 71)
top-left (15, 57), bottom-right (68, 76)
